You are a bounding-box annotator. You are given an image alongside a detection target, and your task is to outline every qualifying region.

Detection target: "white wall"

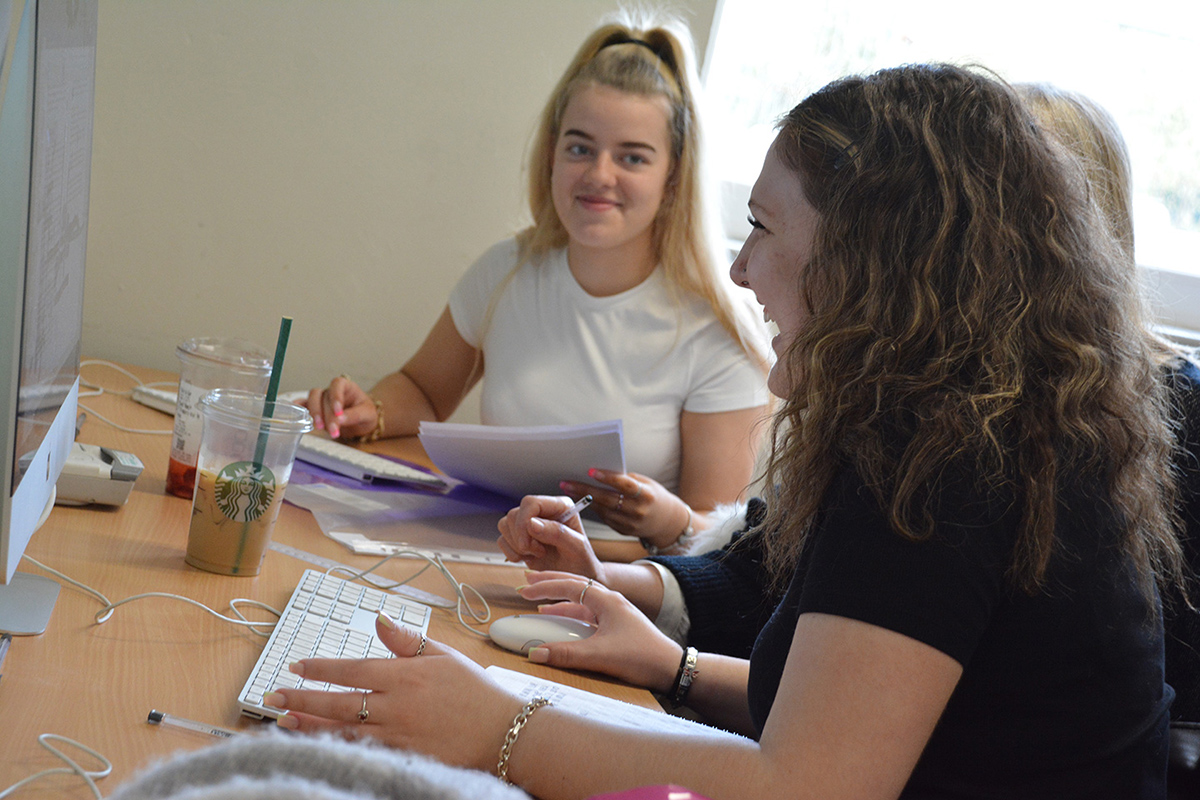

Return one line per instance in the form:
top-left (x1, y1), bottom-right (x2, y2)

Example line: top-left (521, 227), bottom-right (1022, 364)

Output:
top-left (83, 0), bottom-right (718, 422)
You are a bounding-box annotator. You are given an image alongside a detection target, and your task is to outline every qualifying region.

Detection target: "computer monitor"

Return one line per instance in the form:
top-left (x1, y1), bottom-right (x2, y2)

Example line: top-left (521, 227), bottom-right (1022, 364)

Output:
top-left (0, 0), bottom-right (97, 635)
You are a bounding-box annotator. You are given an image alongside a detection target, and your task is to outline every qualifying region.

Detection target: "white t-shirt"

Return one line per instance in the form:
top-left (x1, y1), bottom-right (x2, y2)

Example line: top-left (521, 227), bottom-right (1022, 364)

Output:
top-left (448, 238), bottom-right (769, 493)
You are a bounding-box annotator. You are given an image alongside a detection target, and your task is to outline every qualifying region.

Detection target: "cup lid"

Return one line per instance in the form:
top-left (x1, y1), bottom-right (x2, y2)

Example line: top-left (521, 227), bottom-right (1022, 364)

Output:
top-left (176, 337), bottom-right (273, 376)
top-left (199, 389), bottom-right (313, 433)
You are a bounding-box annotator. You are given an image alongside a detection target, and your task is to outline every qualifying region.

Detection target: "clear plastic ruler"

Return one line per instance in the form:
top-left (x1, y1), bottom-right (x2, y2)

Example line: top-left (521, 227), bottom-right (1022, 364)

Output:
top-left (267, 541), bottom-right (451, 607)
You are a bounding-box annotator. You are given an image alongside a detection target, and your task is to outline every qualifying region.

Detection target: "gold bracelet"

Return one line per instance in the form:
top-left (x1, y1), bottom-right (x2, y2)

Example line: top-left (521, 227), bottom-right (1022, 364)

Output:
top-left (496, 697), bottom-right (551, 784)
top-left (354, 398), bottom-right (385, 444)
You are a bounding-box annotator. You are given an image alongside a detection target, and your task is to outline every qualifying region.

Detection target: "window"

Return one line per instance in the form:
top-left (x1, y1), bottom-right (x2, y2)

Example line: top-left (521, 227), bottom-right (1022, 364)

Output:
top-left (702, 0), bottom-right (1200, 329)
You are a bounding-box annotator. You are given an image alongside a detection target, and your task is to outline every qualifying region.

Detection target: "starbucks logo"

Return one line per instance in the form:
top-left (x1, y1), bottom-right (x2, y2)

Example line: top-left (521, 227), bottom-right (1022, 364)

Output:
top-left (214, 461), bottom-right (276, 522)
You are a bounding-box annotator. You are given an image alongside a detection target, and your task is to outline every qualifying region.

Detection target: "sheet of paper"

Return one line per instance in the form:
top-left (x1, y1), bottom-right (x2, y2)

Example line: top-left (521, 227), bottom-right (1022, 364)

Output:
top-left (419, 419), bottom-right (624, 501)
top-left (485, 666), bottom-right (743, 740)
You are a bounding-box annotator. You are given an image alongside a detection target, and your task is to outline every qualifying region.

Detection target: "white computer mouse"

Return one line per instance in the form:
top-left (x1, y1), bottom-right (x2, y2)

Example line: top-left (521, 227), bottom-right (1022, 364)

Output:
top-left (488, 614), bottom-right (597, 655)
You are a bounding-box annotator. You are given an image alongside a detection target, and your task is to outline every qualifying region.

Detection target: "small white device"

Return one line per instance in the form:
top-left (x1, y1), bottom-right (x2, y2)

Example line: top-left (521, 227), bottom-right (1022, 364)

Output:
top-left (488, 613), bottom-right (597, 655)
top-left (55, 443), bottom-right (144, 506)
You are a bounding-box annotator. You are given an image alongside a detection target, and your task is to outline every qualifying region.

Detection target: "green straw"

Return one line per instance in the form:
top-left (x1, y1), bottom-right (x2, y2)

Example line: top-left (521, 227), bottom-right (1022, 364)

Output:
top-left (264, 316), bottom-right (291, 408)
top-left (233, 316), bottom-right (292, 574)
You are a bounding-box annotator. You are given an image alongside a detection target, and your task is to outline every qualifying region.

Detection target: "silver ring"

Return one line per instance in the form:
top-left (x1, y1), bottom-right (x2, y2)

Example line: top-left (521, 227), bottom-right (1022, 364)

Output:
top-left (357, 691), bottom-right (369, 723)
top-left (579, 578), bottom-right (594, 605)
top-left (415, 633), bottom-right (427, 657)
top-left (615, 494), bottom-right (624, 512)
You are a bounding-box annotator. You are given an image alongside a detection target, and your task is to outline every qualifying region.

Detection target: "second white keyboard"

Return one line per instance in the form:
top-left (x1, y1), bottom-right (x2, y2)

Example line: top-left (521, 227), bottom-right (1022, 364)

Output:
top-left (295, 433), bottom-right (447, 490)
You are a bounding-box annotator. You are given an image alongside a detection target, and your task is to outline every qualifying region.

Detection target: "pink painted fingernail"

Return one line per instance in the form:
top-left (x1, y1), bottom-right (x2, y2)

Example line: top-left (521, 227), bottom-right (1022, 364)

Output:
top-left (588, 468), bottom-right (599, 478)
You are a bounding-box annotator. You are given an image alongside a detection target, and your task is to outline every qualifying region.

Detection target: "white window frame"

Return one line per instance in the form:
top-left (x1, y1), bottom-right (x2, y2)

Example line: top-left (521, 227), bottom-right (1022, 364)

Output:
top-left (700, 0), bottom-right (1200, 336)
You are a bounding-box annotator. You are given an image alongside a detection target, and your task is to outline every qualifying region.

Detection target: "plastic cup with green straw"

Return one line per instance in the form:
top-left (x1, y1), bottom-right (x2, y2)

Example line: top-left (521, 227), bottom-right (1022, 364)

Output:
top-left (232, 316), bottom-right (292, 572)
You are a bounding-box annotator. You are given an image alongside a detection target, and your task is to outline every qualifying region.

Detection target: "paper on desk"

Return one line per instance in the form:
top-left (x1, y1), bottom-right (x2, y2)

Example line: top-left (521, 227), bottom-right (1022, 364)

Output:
top-left (485, 666), bottom-right (742, 739)
top-left (418, 419), bottom-right (624, 501)
top-left (286, 461), bottom-right (515, 565)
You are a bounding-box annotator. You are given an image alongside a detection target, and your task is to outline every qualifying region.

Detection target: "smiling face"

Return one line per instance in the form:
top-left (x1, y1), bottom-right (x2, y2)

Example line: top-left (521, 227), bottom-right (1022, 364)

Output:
top-left (550, 83), bottom-right (674, 266)
top-left (730, 139), bottom-right (820, 397)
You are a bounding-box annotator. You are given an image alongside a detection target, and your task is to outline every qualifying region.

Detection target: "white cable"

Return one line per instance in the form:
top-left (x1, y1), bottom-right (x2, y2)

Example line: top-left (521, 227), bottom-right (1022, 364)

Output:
top-left (79, 359), bottom-right (176, 397)
top-left (21, 547), bottom-right (491, 639)
top-left (0, 734), bottom-right (112, 799)
top-left (77, 359), bottom-right (174, 435)
top-left (21, 555), bottom-right (280, 636)
top-left (77, 403), bottom-right (173, 436)
top-left (324, 550), bottom-right (493, 637)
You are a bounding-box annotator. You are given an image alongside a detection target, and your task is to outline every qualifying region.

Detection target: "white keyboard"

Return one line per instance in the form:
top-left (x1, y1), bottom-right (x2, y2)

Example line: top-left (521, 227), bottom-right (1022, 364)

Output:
top-left (295, 433), bottom-right (447, 490)
top-left (238, 569), bottom-right (433, 720)
top-left (131, 386), bottom-right (310, 415)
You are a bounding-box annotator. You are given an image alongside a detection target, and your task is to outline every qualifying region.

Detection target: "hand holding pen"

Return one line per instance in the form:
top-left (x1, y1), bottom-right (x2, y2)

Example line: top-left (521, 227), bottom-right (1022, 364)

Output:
top-left (555, 494), bottom-right (592, 524)
top-left (496, 494), bottom-right (604, 579)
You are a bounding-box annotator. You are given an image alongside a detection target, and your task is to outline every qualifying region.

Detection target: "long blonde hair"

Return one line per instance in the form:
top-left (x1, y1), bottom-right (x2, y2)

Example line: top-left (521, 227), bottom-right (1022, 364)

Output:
top-left (512, 14), bottom-right (766, 368)
top-left (1015, 83), bottom-right (1135, 263)
top-left (1017, 82), bottom-right (1187, 367)
top-left (760, 65), bottom-right (1182, 603)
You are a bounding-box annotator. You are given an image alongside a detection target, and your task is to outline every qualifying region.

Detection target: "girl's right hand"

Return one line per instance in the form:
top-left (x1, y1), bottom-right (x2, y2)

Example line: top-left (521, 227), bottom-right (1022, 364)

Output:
top-left (496, 495), bottom-right (606, 581)
top-left (517, 571), bottom-right (684, 693)
top-left (304, 375), bottom-right (378, 440)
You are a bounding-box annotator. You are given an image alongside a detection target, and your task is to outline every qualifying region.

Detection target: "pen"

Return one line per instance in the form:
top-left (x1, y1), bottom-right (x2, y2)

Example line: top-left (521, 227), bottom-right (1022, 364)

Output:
top-left (0, 633), bottom-right (11, 684)
top-left (555, 494), bottom-right (592, 524)
top-left (147, 709), bottom-right (238, 739)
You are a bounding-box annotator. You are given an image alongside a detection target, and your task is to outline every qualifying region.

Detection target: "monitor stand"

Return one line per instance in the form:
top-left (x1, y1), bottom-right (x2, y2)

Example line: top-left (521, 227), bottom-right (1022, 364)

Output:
top-left (0, 488), bottom-right (62, 635)
top-left (0, 572), bottom-right (61, 635)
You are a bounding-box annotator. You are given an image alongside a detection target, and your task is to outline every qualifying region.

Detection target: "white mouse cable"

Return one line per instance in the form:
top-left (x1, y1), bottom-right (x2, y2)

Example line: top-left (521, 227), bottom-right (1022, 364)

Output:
top-left (0, 733), bottom-right (112, 799)
top-left (22, 547), bottom-right (491, 639)
top-left (323, 550), bottom-right (494, 638)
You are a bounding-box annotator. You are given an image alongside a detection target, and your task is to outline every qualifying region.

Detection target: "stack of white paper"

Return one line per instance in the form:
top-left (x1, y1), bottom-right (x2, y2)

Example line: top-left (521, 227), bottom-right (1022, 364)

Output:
top-left (418, 419), bottom-right (625, 501)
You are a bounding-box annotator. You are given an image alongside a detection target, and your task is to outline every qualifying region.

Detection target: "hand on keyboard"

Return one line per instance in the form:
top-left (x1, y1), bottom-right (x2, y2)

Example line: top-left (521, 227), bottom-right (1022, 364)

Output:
top-left (239, 570), bottom-right (433, 720)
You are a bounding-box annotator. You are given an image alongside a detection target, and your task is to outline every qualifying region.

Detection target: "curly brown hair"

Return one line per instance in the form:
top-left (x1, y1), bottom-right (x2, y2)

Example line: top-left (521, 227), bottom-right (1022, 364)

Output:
top-left (759, 64), bottom-right (1183, 602)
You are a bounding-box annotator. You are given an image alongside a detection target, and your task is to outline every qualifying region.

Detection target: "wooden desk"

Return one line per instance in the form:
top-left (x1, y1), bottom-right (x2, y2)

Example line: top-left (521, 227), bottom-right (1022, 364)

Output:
top-left (0, 364), bottom-right (659, 796)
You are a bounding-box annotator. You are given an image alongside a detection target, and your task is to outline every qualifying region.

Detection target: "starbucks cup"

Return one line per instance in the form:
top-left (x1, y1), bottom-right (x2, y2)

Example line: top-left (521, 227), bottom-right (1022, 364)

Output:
top-left (167, 337), bottom-right (273, 498)
top-left (184, 389), bottom-right (312, 576)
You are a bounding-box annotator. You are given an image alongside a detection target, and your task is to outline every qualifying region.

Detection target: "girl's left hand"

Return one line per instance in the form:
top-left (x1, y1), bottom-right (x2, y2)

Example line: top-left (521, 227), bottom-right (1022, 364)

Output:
top-left (518, 570), bottom-right (683, 693)
top-left (560, 469), bottom-right (692, 552)
top-left (263, 615), bottom-right (522, 772)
